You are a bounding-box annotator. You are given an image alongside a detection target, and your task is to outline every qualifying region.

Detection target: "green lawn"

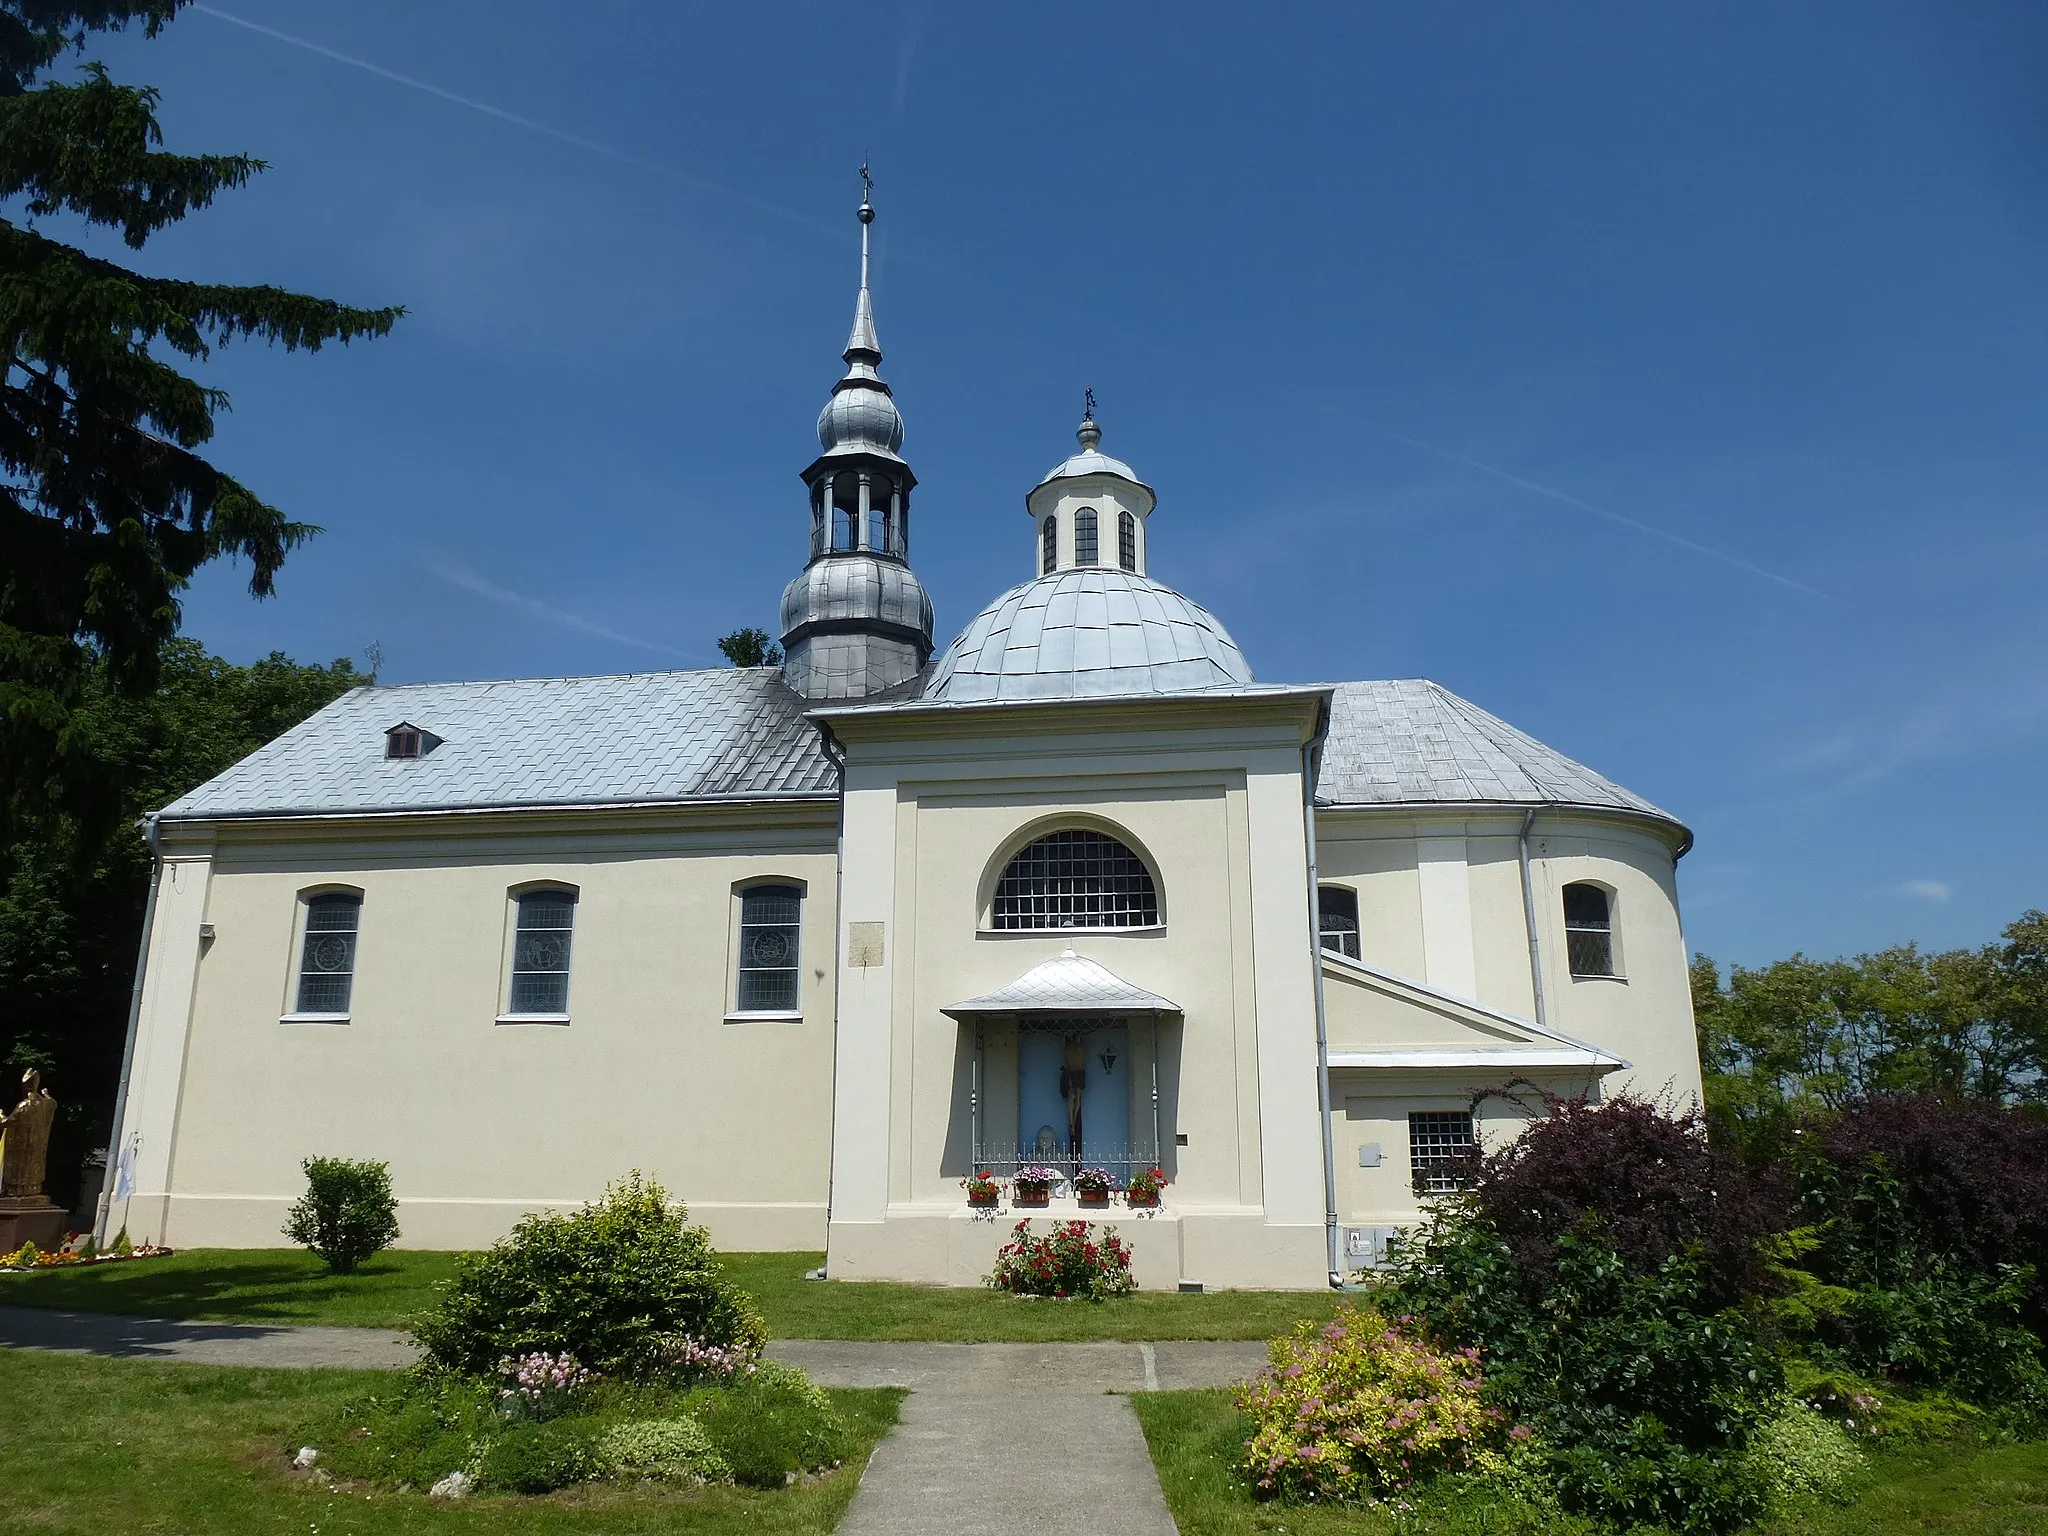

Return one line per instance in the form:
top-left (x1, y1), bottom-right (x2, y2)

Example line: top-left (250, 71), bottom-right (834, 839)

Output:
top-left (1, 1248), bottom-right (1347, 1341)
top-left (1131, 1388), bottom-right (2048, 1536)
top-left (0, 1348), bottom-right (901, 1536)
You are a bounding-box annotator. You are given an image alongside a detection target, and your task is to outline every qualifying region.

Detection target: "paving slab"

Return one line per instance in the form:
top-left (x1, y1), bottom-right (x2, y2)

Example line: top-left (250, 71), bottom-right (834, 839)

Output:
top-left (0, 1305), bottom-right (416, 1369)
top-left (766, 1338), bottom-right (1267, 1394)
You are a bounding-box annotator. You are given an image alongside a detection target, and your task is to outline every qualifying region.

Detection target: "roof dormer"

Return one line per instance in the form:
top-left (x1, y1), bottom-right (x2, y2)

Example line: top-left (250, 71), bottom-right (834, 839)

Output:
top-left (384, 722), bottom-right (443, 760)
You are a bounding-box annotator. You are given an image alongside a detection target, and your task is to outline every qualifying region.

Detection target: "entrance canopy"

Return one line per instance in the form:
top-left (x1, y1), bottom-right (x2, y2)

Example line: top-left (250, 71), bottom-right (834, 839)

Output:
top-left (941, 950), bottom-right (1181, 1019)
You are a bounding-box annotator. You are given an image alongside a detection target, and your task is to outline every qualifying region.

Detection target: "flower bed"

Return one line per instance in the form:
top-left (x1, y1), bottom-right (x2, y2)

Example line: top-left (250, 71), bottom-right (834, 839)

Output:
top-left (1, 1233), bottom-right (171, 1270)
top-left (986, 1220), bottom-right (1135, 1300)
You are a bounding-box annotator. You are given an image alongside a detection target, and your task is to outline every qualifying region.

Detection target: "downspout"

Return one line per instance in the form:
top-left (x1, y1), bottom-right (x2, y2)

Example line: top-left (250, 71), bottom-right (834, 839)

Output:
top-left (1300, 701), bottom-right (1347, 1289)
top-left (1517, 808), bottom-right (1549, 1031)
top-left (815, 721), bottom-right (848, 1280)
top-left (97, 813), bottom-right (162, 1247)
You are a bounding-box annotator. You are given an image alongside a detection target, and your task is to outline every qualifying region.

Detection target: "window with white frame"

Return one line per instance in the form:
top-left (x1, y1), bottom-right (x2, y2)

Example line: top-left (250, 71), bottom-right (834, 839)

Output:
top-left (1041, 514), bottom-right (1058, 575)
top-left (1563, 882), bottom-right (1615, 977)
top-left (1318, 885), bottom-right (1361, 960)
top-left (1408, 1110), bottom-right (1476, 1194)
top-left (737, 885), bottom-right (802, 1011)
top-left (991, 828), bottom-right (1158, 931)
top-left (509, 890), bottom-right (576, 1014)
top-left (295, 892), bottom-right (361, 1014)
top-left (1118, 509), bottom-right (1137, 571)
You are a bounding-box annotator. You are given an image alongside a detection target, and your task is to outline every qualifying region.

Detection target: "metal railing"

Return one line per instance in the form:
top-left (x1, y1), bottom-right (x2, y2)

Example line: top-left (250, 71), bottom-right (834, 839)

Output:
top-left (967, 1141), bottom-right (1163, 1186)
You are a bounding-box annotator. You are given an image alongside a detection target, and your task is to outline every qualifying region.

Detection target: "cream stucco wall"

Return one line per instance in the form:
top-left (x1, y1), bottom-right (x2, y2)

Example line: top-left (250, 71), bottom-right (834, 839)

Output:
top-left (822, 692), bottom-right (1332, 1290)
top-left (109, 803), bottom-right (841, 1252)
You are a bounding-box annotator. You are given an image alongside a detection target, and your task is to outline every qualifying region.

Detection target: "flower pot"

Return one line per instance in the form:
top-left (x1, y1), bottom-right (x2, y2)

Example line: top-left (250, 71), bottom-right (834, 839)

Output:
top-left (1013, 1188), bottom-right (1051, 1208)
top-left (1126, 1192), bottom-right (1160, 1208)
top-left (967, 1193), bottom-right (999, 1209)
top-left (1077, 1191), bottom-right (1110, 1208)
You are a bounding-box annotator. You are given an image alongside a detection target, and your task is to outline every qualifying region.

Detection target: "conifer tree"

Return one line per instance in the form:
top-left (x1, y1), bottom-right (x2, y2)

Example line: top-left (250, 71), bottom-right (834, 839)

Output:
top-left (0, 2), bottom-right (401, 833)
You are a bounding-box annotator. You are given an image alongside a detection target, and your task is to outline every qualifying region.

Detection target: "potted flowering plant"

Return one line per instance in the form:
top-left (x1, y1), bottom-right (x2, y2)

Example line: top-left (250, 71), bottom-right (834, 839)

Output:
top-left (1073, 1168), bottom-right (1114, 1208)
top-left (1126, 1167), bottom-right (1169, 1207)
top-left (962, 1170), bottom-right (1001, 1208)
top-left (1012, 1166), bottom-right (1061, 1207)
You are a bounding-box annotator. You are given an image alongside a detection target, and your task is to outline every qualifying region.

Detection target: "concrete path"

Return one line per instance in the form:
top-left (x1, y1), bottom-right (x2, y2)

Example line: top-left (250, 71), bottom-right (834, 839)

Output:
top-left (773, 1341), bottom-right (1268, 1536)
top-left (0, 1305), bottom-right (417, 1369)
top-left (0, 1310), bottom-right (1272, 1534)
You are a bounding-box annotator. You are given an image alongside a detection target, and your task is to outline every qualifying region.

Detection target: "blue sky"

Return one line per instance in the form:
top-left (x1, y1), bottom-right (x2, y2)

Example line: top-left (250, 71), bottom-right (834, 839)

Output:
top-left (63, 2), bottom-right (2048, 969)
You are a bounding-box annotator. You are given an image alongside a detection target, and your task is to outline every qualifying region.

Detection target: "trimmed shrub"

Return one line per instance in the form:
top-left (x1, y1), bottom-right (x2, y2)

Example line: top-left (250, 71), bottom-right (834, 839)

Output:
top-left (598, 1416), bottom-right (730, 1483)
top-left (1237, 1305), bottom-right (1502, 1502)
top-left (688, 1361), bottom-right (847, 1488)
top-left (282, 1156), bottom-right (399, 1273)
top-left (985, 1220), bottom-right (1135, 1299)
top-left (1468, 1093), bottom-right (1785, 1309)
top-left (1747, 1401), bottom-right (1864, 1507)
top-left (413, 1172), bottom-right (765, 1379)
top-left (474, 1418), bottom-right (601, 1494)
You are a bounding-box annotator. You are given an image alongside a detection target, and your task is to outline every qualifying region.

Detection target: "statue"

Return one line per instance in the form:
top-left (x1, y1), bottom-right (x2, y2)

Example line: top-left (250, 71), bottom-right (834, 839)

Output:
top-left (1059, 1035), bottom-right (1087, 1164)
top-left (0, 1069), bottom-right (56, 1200)
top-left (0, 1068), bottom-right (67, 1254)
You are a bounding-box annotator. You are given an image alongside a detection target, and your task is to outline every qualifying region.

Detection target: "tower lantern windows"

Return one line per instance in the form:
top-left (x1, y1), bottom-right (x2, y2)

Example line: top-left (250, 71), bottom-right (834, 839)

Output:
top-left (1074, 507), bottom-right (1099, 566)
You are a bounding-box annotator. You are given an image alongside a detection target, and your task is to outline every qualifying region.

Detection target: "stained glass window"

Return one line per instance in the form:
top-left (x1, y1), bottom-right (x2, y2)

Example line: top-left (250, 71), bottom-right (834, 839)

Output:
top-left (295, 893), bottom-right (361, 1014)
top-left (738, 885), bottom-right (802, 1011)
top-left (510, 890), bottom-right (576, 1014)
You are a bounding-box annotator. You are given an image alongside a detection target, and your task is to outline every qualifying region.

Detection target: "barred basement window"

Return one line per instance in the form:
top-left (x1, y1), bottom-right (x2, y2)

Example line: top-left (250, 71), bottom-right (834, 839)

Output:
top-left (992, 829), bottom-right (1158, 931)
top-left (1318, 885), bottom-right (1361, 960)
top-left (295, 893), bottom-right (361, 1013)
top-left (1118, 509), bottom-right (1137, 571)
top-left (509, 890), bottom-right (576, 1014)
top-left (1074, 506), bottom-right (1099, 565)
top-left (1409, 1110), bottom-right (1476, 1194)
top-left (1563, 882), bottom-right (1615, 977)
top-left (1042, 514), bottom-right (1058, 575)
top-left (737, 885), bottom-right (802, 1012)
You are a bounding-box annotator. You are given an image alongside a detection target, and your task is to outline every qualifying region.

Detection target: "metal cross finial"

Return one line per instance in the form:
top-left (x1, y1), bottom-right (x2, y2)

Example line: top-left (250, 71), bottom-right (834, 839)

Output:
top-left (860, 160), bottom-right (874, 205)
top-left (1083, 387), bottom-right (1096, 421)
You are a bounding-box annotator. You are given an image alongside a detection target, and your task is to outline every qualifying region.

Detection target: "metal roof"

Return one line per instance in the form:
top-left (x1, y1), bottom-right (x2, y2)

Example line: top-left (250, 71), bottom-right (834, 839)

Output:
top-left (153, 667), bottom-right (1677, 832)
top-left (941, 952), bottom-right (1183, 1017)
top-left (923, 569), bottom-right (1255, 703)
top-left (156, 666), bottom-right (835, 821)
top-left (1316, 679), bottom-right (1677, 825)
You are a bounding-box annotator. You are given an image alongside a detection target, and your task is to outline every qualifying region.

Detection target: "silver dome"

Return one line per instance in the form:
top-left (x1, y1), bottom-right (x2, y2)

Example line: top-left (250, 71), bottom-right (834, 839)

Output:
top-left (1028, 417), bottom-right (1156, 515)
top-left (924, 568), bottom-right (1253, 703)
top-left (816, 382), bottom-right (904, 456)
top-left (780, 554), bottom-right (933, 640)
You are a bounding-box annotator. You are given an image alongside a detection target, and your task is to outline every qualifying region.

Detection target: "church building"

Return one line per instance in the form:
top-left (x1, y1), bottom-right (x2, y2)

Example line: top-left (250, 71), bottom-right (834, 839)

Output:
top-left (103, 192), bottom-right (1702, 1290)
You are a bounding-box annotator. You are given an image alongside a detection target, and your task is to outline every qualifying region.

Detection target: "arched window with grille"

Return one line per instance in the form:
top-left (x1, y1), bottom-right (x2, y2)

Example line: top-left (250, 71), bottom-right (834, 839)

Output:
top-left (1118, 510), bottom-right (1137, 571)
top-left (1074, 506), bottom-right (1098, 565)
top-left (1041, 515), bottom-right (1058, 575)
top-left (991, 828), bottom-right (1159, 930)
top-left (1318, 885), bottom-right (1360, 960)
top-left (1563, 882), bottom-right (1615, 977)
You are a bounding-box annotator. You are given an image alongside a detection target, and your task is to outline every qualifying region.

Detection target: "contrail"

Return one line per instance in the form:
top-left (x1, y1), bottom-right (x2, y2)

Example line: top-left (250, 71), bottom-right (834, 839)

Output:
top-left (191, 5), bottom-right (835, 238)
top-left (1324, 405), bottom-right (1837, 602)
top-left (431, 560), bottom-right (705, 663)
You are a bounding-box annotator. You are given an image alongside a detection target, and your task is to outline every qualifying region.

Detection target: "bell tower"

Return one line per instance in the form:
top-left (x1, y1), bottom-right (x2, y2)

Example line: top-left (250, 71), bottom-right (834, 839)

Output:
top-left (779, 172), bottom-right (935, 699)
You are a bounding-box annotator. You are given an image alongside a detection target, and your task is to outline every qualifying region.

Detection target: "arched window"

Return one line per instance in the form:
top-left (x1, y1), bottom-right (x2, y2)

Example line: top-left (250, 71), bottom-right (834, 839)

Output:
top-left (1562, 883), bottom-right (1614, 977)
top-left (295, 892), bottom-right (361, 1014)
top-left (509, 889), bottom-right (576, 1013)
top-left (1118, 510), bottom-right (1137, 571)
top-left (1074, 506), bottom-right (1098, 565)
top-left (737, 884), bottom-right (802, 1012)
top-left (992, 829), bottom-right (1158, 930)
top-left (1041, 514), bottom-right (1058, 575)
top-left (1318, 885), bottom-right (1360, 960)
